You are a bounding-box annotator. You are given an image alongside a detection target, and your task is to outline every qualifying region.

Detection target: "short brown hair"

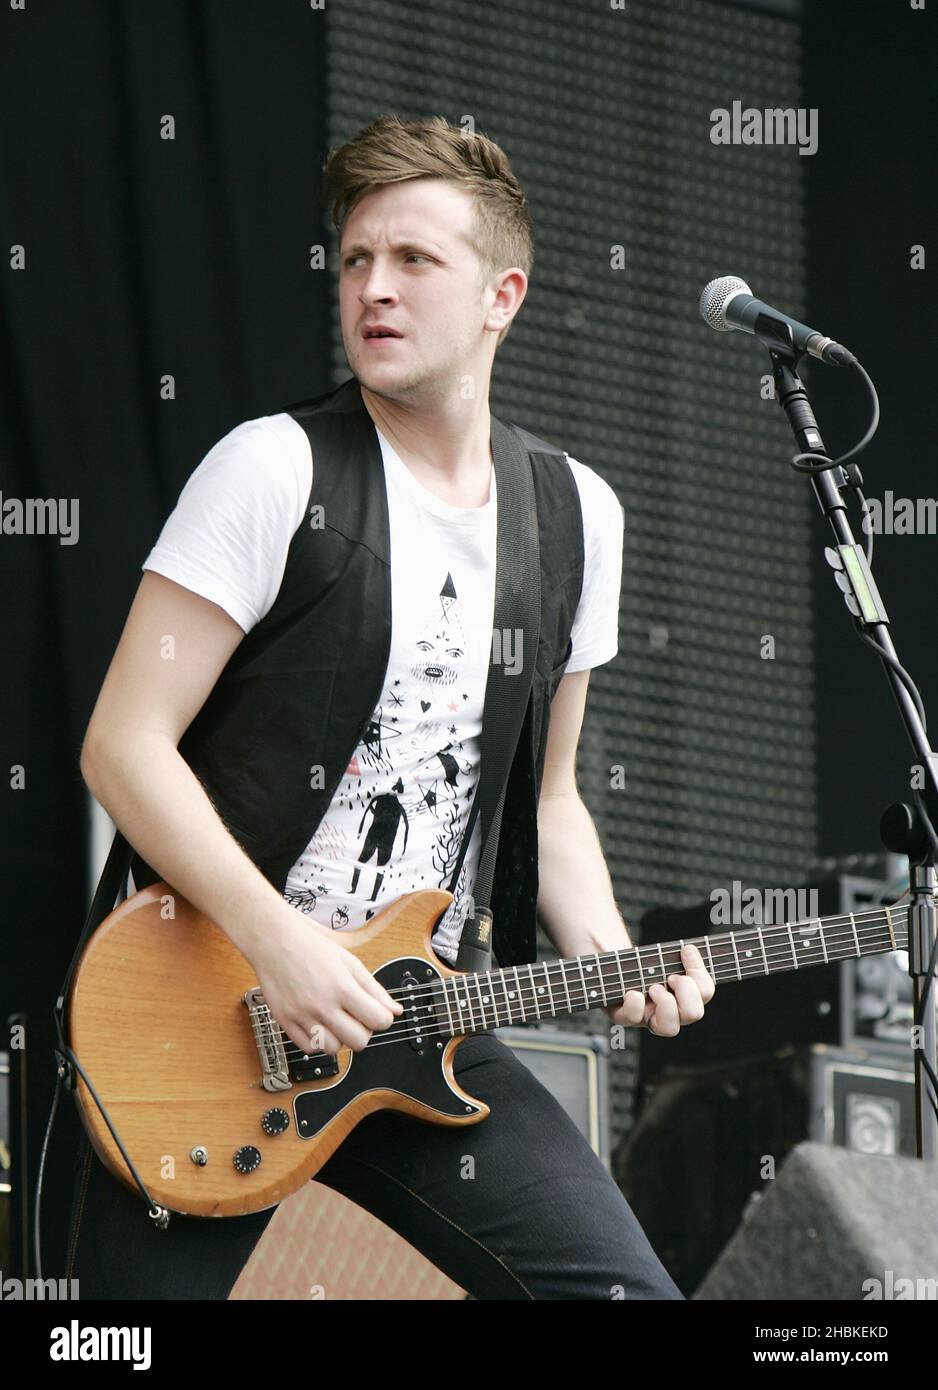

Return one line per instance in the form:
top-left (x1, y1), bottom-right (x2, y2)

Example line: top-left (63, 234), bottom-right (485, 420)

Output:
top-left (321, 114), bottom-right (533, 348)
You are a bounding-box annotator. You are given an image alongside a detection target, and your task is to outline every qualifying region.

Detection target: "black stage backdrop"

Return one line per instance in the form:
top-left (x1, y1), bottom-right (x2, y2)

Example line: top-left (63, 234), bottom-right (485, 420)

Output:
top-left (804, 0), bottom-right (938, 857)
top-left (1, 0), bottom-right (935, 1278)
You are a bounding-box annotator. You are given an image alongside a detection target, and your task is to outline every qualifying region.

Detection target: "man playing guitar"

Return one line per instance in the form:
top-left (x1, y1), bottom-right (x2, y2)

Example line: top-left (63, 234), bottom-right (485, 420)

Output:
top-left (67, 114), bottom-right (714, 1300)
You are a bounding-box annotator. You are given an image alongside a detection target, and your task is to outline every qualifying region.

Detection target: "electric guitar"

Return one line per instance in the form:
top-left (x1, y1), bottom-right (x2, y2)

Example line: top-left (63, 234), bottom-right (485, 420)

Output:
top-left (67, 882), bottom-right (910, 1217)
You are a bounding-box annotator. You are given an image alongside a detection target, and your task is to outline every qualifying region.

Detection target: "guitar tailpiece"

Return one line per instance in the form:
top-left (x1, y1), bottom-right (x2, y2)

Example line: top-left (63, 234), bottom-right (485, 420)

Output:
top-left (148, 1205), bottom-right (172, 1233)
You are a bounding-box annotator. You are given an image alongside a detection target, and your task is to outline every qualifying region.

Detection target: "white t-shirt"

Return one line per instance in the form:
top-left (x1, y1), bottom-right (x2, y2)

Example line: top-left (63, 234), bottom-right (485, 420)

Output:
top-left (142, 412), bottom-right (624, 961)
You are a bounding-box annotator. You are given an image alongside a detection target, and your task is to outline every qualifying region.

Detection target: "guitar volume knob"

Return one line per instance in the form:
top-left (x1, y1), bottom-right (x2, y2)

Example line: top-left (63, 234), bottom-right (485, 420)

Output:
top-left (233, 1145), bottom-right (262, 1174)
top-left (261, 1107), bottom-right (290, 1136)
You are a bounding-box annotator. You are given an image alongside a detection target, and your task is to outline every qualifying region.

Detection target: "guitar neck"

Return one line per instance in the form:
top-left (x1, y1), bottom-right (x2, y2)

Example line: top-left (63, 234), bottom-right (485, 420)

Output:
top-left (440, 903), bottom-right (910, 1033)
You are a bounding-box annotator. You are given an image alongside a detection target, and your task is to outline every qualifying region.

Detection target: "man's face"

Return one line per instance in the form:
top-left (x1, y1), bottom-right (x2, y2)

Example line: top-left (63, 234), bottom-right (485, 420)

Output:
top-left (338, 178), bottom-right (504, 401)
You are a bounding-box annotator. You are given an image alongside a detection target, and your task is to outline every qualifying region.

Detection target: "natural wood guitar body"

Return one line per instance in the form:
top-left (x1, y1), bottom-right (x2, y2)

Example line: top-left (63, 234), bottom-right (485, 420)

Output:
top-left (68, 885), bottom-right (488, 1217)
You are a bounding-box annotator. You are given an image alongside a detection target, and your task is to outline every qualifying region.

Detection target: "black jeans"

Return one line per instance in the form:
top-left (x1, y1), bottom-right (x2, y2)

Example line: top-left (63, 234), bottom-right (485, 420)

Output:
top-left (64, 1030), bottom-right (683, 1300)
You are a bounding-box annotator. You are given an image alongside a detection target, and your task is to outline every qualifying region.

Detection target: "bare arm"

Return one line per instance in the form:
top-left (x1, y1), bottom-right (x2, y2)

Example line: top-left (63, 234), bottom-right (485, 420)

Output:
top-left (81, 573), bottom-right (293, 960)
top-left (535, 670), bottom-right (633, 956)
top-left (536, 669), bottom-right (714, 1033)
top-left (537, 793), bottom-right (634, 956)
top-left (80, 571), bottom-right (401, 1052)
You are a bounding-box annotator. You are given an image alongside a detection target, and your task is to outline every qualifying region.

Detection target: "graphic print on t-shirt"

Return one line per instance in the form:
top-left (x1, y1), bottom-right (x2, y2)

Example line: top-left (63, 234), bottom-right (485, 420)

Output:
top-left (141, 413), bottom-right (623, 962)
top-left (283, 567), bottom-right (481, 945)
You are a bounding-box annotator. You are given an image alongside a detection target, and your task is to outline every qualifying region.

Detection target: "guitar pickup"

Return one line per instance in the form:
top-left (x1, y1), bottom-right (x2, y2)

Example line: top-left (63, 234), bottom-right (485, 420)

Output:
top-left (290, 1052), bottom-right (340, 1082)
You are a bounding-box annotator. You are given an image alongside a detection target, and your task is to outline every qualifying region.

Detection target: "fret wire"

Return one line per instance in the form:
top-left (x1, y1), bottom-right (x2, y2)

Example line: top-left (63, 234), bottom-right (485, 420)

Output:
top-left (527, 962), bottom-right (541, 1020)
top-left (543, 958), bottom-right (554, 1012)
top-left (453, 976), bottom-right (468, 1032)
top-left (513, 965), bottom-right (525, 1023)
top-left (561, 957), bottom-right (573, 1014)
top-left (489, 969), bottom-right (502, 1027)
top-left (466, 976), bottom-right (478, 1031)
top-left (576, 955), bottom-right (589, 1010)
top-left (530, 961), bottom-right (547, 1028)
top-left (473, 971), bottom-right (488, 1029)
top-left (612, 947), bottom-right (627, 1005)
top-left (634, 945), bottom-right (646, 993)
top-left (460, 976), bottom-right (474, 1032)
top-left (595, 952), bottom-right (608, 1007)
top-left (729, 930), bottom-right (741, 980)
top-left (758, 926), bottom-right (769, 974)
top-left (586, 950), bottom-right (603, 1006)
top-left (499, 969), bottom-right (512, 1027)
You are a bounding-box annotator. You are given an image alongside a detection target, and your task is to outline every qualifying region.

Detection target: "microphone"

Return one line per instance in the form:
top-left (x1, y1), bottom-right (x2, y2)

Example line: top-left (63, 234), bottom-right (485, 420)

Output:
top-left (699, 275), bottom-right (856, 366)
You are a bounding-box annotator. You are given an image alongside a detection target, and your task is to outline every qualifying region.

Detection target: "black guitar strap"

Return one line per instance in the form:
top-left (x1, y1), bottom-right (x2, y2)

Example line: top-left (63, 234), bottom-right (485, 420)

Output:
top-left (450, 418), bottom-right (541, 974)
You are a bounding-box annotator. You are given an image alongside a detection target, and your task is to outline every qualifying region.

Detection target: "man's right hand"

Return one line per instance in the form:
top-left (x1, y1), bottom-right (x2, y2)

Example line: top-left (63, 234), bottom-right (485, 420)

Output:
top-left (251, 908), bottom-right (404, 1057)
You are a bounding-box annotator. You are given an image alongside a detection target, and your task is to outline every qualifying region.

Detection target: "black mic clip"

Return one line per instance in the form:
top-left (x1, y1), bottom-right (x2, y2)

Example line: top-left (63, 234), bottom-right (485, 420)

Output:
top-left (755, 311), bottom-right (799, 362)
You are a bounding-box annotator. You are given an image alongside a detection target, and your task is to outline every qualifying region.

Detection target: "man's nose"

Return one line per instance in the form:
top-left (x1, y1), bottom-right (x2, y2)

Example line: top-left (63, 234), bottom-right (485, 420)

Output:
top-left (359, 259), bottom-right (399, 303)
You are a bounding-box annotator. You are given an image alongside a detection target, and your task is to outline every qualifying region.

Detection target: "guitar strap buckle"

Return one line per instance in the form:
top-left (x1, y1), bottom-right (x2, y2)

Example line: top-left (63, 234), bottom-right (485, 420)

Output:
top-left (455, 905), bottom-right (494, 975)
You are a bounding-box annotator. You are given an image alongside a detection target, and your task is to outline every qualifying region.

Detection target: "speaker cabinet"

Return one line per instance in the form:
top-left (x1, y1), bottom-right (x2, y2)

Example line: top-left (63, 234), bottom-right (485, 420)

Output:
top-left (616, 1041), bottom-right (917, 1295)
top-left (694, 1141), bottom-right (938, 1300)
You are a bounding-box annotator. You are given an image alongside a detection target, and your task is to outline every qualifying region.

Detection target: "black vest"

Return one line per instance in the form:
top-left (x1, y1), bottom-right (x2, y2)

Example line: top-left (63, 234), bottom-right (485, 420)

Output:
top-left (132, 377), bottom-right (585, 967)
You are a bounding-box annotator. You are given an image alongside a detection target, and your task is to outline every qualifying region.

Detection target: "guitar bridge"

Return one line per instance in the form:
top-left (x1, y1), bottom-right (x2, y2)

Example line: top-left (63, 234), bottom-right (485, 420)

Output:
top-left (244, 987), bottom-right (292, 1092)
top-left (244, 987), bottom-right (342, 1089)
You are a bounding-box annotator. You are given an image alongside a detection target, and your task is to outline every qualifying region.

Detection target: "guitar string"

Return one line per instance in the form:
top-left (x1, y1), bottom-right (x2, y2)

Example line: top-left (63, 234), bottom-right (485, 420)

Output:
top-left (254, 910), bottom-right (910, 1049)
top-left (281, 903), bottom-right (909, 1015)
top-left (248, 916), bottom-right (911, 1062)
top-left (251, 907), bottom-right (909, 1052)
top-left (252, 916), bottom-right (912, 1060)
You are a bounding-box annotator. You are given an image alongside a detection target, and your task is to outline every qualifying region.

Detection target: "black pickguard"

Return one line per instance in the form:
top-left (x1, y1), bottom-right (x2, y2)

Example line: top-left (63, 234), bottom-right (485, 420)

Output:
top-left (293, 957), bottom-right (482, 1139)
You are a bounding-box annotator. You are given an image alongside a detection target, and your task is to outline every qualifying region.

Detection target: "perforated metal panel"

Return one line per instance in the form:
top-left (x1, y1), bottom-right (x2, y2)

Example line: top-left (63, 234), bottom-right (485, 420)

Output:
top-left (324, 0), bottom-right (814, 1147)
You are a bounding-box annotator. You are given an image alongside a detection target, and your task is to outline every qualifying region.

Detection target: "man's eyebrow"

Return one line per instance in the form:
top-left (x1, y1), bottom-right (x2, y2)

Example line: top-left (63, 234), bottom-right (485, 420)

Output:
top-left (342, 239), bottom-right (446, 256)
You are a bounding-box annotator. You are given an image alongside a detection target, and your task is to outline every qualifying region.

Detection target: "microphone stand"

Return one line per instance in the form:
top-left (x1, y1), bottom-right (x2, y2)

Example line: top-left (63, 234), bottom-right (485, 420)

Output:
top-left (759, 315), bottom-right (938, 1160)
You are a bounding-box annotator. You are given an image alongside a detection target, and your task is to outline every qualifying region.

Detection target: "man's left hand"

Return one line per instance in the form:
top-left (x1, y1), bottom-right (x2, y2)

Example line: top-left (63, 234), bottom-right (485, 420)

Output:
top-left (603, 943), bottom-right (715, 1035)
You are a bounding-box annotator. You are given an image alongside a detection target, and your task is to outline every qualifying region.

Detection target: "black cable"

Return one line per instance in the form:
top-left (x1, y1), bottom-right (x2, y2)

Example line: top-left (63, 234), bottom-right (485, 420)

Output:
top-left (32, 1068), bottom-right (63, 1282)
top-left (59, 1046), bottom-right (165, 1218)
top-left (854, 625), bottom-right (928, 732)
top-left (910, 788), bottom-right (938, 1038)
top-left (788, 358), bottom-right (881, 475)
